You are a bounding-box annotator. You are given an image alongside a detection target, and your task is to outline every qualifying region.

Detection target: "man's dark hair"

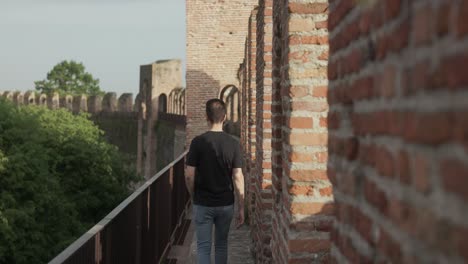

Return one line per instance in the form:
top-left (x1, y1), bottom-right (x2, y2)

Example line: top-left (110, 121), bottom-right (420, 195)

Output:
top-left (206, 99), bottom-right (227, 123)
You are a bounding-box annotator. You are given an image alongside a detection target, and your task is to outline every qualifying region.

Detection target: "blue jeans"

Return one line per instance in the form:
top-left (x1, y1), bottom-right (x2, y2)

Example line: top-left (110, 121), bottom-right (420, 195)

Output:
top-left (193, 204), bottom-right (234, 264)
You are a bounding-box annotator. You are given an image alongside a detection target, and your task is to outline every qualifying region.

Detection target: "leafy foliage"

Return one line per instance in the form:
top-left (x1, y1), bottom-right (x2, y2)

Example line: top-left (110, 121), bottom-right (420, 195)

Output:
top-left (34, 60), bottom-right (103, 96)
top-left (0, 100), bottom-right (140, 264)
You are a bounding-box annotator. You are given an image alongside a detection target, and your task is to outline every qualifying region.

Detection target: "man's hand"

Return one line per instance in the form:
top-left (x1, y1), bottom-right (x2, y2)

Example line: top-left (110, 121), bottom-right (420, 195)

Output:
top-left (236, 207), bottom-right (245, 229)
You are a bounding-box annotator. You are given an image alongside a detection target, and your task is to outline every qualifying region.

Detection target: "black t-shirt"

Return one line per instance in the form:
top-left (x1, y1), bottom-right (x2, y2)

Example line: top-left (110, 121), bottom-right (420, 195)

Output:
top-left (186, 131), bottom-right (243, 207)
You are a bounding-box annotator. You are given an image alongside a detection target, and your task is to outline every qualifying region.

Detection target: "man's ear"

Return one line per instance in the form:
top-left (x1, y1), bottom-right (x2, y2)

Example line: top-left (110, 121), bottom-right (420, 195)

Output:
top-left (223, 114), bottom-right (227, 123)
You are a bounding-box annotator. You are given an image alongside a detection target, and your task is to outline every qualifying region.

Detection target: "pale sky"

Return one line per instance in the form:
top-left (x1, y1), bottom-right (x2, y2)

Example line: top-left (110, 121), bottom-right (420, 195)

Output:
top-left (0, 0), bottom-right (186, 95)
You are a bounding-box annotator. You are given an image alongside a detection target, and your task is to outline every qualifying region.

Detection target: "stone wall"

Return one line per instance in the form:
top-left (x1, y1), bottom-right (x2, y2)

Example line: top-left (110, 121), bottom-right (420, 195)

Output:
top-left (1, 91), bottom-right (140, 159)
top-left (91, 112), bottom-right (139, 157)
top-left (2, 60), bottom-right (186, 180)
top-left (0, 91), bottom-right (135, 114)
top-left (2, 61), bottom-right (187, 180)
top-left (328, 0), bottom-right (468, 262)
top-left (137, 59), bottom-right (185, 178)
top-left (155, 116), bottom-right (186, 171)
top-left (139, 60), bottom-right (184, 115)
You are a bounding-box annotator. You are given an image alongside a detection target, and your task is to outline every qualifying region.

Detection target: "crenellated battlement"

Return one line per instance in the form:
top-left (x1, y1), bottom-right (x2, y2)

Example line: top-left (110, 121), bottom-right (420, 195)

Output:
top-left (3, 59), bottom-right (187, 184)
top-left (1, 91), bottom-right (137, 114)
top-left (1, 88), bottom-right (186, 116)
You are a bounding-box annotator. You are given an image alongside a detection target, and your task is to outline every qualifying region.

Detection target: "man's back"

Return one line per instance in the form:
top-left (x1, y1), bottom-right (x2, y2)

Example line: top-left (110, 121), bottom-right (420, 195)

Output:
top-left (187, 131), bottom-right (242, 207)
top-left (184, 98), bottom-right (245, 264)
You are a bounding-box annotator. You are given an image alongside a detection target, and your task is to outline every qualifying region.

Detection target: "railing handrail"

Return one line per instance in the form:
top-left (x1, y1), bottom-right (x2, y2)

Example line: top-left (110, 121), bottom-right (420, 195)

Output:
top-left (49, 150), bottom-right (188, 264)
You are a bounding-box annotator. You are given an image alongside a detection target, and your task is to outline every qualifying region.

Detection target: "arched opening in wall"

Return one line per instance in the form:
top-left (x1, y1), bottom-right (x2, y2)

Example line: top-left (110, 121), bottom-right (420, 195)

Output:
top-left (158, 94), bottom-right (167, 113)
top-left (169, 88), bottom-right (183, 114)
top-left (220, 85), bottom-right (240, 122)
top-left (36, 95), bottom-right (45, 106)
top-left (220, 85), bottom-right (240, 137)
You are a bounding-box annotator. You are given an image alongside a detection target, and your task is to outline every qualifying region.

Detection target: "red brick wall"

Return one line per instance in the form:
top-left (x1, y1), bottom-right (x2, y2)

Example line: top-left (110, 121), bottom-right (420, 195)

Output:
top-left (328, 0), bottom-right (468, 262)
top-left (270, 0), bottom-right (286, 262)
top-left (252, 0), bottom-right (274, 262)
top-left (193, 0), bottom-right (468, 262)
top-left (243, 8), bottom-right (259, 250)
top-left (241, 0), bottom-right (332, 263)
top-left (240, 36), bottom-right (249, 203)
top-left (186, 0), bottom-right (257, 144)
top-left (273, 1), bottom-right (331, 263)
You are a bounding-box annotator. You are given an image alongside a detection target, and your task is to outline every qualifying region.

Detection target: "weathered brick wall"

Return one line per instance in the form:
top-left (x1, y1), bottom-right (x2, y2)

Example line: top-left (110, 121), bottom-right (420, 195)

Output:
top-left (241, 0), bottom-right (331, 262)
top-left (240, 7), bottom-right (256, 234)
top-left (269, 0), bottom-right (287, 262)
top-left (273, 1), bottom-right (331, 263)
top-left (248, 10), bottom-right (258, 175)
top-left (186, 0), bottom-right (257, 144)
top-left (241, 10), bottom-right (260, 252)
top-left (252, 0), bottom-right (274, 262)
top-left (240, 52), bottom-right (248, 167)
top-left (189, 0), bottom-right (468, 262)
top-left (328, 0), bottom-right (468, 263)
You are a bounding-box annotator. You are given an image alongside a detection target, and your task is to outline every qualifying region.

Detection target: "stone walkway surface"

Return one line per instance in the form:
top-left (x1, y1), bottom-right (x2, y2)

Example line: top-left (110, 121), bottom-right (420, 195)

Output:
top-left (188, 223), bottom-right (254, 264)
top-left (173, 207), bottom-right (254, 264)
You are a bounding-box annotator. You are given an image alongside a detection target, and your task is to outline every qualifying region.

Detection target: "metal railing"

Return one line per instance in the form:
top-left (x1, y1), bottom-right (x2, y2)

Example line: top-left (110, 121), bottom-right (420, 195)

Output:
top-left (49, 151), bottom-right (190, 264)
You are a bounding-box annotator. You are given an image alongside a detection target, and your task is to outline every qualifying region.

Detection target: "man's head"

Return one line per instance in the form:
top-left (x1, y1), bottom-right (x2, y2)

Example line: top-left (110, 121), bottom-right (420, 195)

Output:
top-left (206, 99), bottom-right (226, 124)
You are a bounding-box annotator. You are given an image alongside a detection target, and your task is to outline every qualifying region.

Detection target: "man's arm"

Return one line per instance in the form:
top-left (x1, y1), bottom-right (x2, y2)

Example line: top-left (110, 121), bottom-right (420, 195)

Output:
top-left (185, 166), bottom-right (196, 197)
top-left (233, 167), bottom-right (245, 228)
top-left (185, 138), bottom-right (198, 198)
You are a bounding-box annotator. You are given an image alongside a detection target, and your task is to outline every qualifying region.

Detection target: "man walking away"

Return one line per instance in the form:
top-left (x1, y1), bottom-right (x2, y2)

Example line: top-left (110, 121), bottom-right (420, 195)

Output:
top-left (185, 98), bottom-right (245, 264)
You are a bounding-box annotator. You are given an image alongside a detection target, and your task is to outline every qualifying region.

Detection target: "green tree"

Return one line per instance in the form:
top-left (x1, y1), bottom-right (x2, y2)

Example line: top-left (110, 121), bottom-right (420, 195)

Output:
top-left (35, 60), bottom-right (103, 96)
top-left (0, 99), bottom-right (140, 264)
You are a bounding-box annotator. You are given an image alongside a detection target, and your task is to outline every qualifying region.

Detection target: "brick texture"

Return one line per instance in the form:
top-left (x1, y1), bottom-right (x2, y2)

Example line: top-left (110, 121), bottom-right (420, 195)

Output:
top-left (273, 0), bottom-right (331, 263)
top-left (245, 10), bottom-right (259, 243)
top-left (328, 0), bottom-right (468, 263)
top-left (253, 1), bottom-right (274, 262)
top-left (187, 0), bottom-right (468, 262)
top-left (239, 10), bottom-right (261, 261)
top-left (240, 0), bottom-right (331, 263)
top-left (186, 0), bottom-right (257, 145)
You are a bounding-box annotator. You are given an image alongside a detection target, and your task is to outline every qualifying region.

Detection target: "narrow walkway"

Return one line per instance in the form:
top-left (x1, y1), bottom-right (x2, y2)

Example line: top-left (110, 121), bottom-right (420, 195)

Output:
top-left (187, 222), bottom-right (254, 264)
top-left (173, 206), bottom-right (254, 264)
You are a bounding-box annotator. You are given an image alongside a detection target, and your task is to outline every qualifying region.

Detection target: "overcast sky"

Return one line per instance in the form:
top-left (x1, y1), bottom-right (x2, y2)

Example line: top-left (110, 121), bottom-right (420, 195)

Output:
top-left (0, 0), bottom-right (185, 95)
